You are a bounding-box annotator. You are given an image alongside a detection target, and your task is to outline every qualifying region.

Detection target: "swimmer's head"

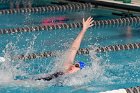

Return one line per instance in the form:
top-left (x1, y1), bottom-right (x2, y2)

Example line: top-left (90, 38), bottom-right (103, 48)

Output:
top-left (74, 61), bottom-right (86, 69)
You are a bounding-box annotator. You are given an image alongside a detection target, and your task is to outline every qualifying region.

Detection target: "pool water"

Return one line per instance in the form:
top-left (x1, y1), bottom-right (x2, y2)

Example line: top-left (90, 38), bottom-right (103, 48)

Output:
top-left (0, 8), bottom-right (140, 93)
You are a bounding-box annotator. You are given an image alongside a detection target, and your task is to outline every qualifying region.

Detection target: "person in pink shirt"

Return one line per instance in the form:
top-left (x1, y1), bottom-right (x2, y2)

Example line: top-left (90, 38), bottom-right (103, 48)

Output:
top-left (42, 16), bottom-right (69, 26)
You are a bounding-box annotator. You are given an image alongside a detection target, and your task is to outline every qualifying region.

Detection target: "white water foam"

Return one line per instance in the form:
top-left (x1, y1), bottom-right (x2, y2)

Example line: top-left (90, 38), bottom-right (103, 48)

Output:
top-left (0, 34), bottom-right (111, 91)
top-left (0, 33), bottom-right (40, 87)
top-left (46, 45), bottom-right (105, 87)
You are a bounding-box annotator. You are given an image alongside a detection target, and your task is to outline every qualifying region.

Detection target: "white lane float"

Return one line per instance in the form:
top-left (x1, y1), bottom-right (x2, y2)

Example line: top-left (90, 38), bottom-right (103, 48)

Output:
top-left (100, 89), bottom-right (127, 93)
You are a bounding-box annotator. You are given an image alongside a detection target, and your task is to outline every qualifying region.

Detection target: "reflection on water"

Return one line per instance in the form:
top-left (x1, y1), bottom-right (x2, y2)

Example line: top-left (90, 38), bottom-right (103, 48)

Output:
top-left (10, 0), bottom-right (32, 9)
top-left (126, 26), bottom-right (132, 38)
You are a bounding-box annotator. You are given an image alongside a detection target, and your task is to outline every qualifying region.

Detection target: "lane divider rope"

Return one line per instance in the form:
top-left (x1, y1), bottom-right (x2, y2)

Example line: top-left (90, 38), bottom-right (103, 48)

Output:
top-left (0, 3), bottom-right (93, 14)
top-left (100, 86), bottom-right (140, 93)
top-left (125, 86), bottom-right (140, 93)
top-left (15, 42), bottom-right (140, 60)
top-left (0, 16), bottom-right (140, 35)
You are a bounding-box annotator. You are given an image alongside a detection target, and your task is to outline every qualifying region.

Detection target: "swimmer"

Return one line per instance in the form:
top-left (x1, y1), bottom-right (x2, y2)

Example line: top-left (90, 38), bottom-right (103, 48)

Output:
top-left (24, 16), bottom-right (69, 26)
top-left (42, 16), bottom-right (69, 26)
top-left (35, 17), bottom-right (94, 81)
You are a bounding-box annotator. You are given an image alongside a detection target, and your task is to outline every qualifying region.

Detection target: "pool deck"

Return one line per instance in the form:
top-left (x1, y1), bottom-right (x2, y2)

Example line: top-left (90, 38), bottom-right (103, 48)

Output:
top-left (97, 0), bottom-right (140, 7)
top-left (66, 0), bottom-right (140, 12)
top-left (95, 0), bottom-right (140, 11)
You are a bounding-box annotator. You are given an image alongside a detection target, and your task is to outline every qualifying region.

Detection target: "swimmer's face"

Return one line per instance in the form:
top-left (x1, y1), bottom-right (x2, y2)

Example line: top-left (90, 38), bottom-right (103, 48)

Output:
top-left (72, 63), bottom-right (80, 70)
top-left (67, 64), bottom-right (80, 74)
top-left (72, 65), bottom-right (80, 72)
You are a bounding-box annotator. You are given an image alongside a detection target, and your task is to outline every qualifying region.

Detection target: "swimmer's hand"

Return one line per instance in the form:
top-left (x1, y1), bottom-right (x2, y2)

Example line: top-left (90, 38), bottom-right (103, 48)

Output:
top-left (82, 17), bottom-right (94, 31)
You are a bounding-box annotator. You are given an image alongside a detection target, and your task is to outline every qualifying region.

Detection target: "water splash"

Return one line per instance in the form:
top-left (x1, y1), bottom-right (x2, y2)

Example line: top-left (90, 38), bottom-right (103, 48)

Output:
top-left (51, 45), bottom-right (103, 87)
top-left (0, 43), bottom-right (27, 82)
top-left (0, 32), bottom-right (39, 84)
top-left (0, 33), bottom-right (116, 91)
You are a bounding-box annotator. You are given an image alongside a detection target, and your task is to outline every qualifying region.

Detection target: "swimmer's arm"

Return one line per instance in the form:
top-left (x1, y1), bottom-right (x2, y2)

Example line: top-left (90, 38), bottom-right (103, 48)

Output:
top-left (64, 17), bottom-right (94, 66)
